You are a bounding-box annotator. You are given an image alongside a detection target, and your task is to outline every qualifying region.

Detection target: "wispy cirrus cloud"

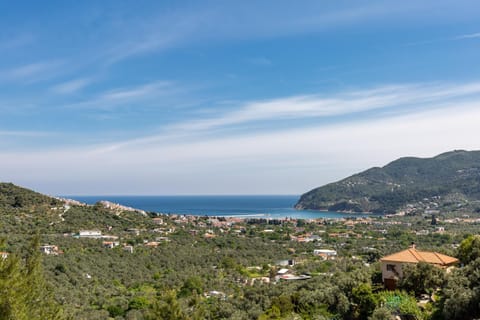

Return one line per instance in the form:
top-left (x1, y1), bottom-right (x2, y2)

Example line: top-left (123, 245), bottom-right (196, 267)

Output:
top-left (163, 82), bottom-right (480, 134)
top-left (99, 81), bottom-right (480, 153)
top-left (99, 1), bottom-right (416, 66)
top-left (67, 80), bottom-right (175, 110)
top-left (2, 91), bottom-right (480, 195)
top-left (0, 130), bottom-right (52, 137)
top-left (50, 77), bottom-right (93, 94)
top-left (0, 60), bottom-right (65, 84)
top-left (454, 32), bottom-right (480, 40)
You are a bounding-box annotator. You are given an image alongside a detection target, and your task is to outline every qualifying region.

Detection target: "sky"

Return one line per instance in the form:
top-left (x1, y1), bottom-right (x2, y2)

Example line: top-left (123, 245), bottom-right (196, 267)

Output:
top-left (1, 0), bottom-right (480, 195)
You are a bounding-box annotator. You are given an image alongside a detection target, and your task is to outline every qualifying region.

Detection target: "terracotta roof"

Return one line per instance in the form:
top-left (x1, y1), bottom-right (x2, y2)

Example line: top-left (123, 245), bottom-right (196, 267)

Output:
top-left (380, 248), bottom-right (458, 266)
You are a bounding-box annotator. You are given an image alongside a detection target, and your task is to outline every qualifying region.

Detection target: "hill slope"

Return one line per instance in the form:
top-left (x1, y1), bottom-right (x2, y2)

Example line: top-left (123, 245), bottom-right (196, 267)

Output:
top-left (0, 182), bottom-right (61, 209)
top-left (295, 150), bottom-right (480, 214)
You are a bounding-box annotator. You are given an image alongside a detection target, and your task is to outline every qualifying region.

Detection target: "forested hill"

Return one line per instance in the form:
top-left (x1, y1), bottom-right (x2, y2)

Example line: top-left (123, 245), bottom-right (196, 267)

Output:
top-left (0, 182), bottom-right (61, 209)
top-left (295, 150), bottom-right (480, 214)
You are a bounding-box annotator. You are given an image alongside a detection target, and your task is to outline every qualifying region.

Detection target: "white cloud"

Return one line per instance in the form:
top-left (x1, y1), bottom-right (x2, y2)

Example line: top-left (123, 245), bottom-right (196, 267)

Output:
top-left (66, 80), bottom-right (174, 110)
top-left (154, 82), bottom-right (480, 136)
top-left (1, 84), bottom-right (480, 195)
top-left (455, 32), bottom-right (480, 39)
top-left (50, 78), bottom-right (92, 94)
top-left (99, 1), bottom-right (419, 65)
top-left (0, 60), bottom-right (64, 83)
top-left (0, 130), bottom-right (51, 137)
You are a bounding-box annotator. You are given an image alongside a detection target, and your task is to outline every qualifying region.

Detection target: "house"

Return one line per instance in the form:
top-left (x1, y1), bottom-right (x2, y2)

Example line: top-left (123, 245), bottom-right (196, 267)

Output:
top-left (380, 245), bottom-right (458, 290)
top-left (314, 249), bottom-right (337, 260)
top-left (277, 268), bottom-right (290, 275)
top-left (40, 245), bottom-right (61, 255)
top-left (103, 241), bottom-right (120, 249)
top-left (152, 217), bottom-right (164, 225)
top-left (276, 259), bottom-right (296, 267)
top-left (145, 241), bottom-right (160, 248)
top-left (0, 252), bottom-right (9, 259)
top-left (78, 230), bottom-right (102, 238)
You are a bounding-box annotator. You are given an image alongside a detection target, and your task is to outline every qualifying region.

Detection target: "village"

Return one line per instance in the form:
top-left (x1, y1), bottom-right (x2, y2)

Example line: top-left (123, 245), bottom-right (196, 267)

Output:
top-left (35, 199), bottom-right (470, 296)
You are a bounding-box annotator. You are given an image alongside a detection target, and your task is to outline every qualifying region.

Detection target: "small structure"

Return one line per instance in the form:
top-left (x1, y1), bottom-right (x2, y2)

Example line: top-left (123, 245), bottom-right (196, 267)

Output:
top-left (380, 245), bottom-right (458, 290)
top-left (276, 259), bottom-right (296, 267)
top-left (103, 241), bottom-right (120, 249)
top-left (123, 245), bottom-right (134, 253)
top-left (40, 245), bottom-right (61, 255)
top-left (152, 217), bottom-right (164, 225)
top-left (0, 252), bottom-right (9, 259)
top-left (314, 249), bottom-right (337, 260)
top-left (145, 241), bottom-right (160, 248)
top-left (78, 230), bottom-right (102, 238)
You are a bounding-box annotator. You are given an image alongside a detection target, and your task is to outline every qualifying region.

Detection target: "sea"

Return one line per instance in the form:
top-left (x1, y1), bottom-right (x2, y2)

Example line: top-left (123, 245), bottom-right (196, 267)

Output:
top-left (64, 195), bottom-right (365, 220)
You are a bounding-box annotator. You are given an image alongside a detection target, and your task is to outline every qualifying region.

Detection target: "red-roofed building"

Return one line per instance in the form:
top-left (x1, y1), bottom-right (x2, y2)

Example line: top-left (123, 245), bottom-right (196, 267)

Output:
top-left (380, 245), bottom-right (458, 289)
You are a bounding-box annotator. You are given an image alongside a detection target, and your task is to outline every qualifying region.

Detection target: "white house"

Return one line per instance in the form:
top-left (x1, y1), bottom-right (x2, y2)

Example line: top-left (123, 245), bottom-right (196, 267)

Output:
top-left (314, 249), bottom-right (337, 260)
top-left (79, 230), bottom-right (102, 238)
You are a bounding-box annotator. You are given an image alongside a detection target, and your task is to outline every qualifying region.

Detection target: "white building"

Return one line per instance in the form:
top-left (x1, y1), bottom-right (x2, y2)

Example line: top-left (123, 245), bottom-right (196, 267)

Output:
top-left (313, 249), bottom-right (337, 260)
top-left (79, 230), bottom-right (102, 238)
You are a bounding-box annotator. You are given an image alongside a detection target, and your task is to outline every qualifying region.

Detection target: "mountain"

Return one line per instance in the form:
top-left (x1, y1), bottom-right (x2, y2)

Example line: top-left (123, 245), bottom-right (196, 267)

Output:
top-left (295, 150), bottom-right (480, 214)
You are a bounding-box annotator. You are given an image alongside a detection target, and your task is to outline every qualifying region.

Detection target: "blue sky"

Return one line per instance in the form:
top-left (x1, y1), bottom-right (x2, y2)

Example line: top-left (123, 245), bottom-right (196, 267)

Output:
top-left (1, 0), bottom-right (480, 195)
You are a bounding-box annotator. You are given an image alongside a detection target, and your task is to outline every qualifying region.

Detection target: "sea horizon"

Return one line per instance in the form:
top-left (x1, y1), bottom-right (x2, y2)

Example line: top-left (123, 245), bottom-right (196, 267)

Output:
top-left (62, 194), bottom-right (365, 220)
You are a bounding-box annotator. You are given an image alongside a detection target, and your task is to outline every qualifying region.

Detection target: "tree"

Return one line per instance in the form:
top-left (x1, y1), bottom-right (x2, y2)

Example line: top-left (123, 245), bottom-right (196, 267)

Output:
top-left (398, 262), bottom-right (445, 296)
top-left (457, 235), bottom-right (480, 265)
top-left (351, 284), bottom-right (376, 319)
top-left (369, 307), bottom-right (394, 320)
top-left (146, 290), bottom-right (187, 320)
top-left (0, 237), bottom-right (66, 320)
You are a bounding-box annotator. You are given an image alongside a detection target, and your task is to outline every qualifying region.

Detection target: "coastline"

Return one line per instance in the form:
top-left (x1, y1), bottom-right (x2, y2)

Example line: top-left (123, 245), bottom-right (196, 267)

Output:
top-left (63, 195), bottom-right (365, 220)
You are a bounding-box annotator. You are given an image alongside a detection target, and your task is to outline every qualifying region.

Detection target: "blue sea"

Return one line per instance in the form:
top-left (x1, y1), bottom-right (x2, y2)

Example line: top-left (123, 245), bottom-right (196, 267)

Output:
top-left (64, 195), bottom-right (363, 220)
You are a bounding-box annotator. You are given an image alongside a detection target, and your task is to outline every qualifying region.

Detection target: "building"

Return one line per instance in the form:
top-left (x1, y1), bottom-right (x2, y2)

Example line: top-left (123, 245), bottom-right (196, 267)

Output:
top-left (40, 245), bottom-right (61, 255)
top-left (123, 245), bottom-right (134, 253)
top-left (380, 246), bottom-right (458, 289)
top-left (152, 217), bottom-right (164, 225)
top-left (78, 230), bottom-right (102, 238)
top-left (276, 259), bottom-right (296, 267)
top-left (313, 249), bottom-right (337, 260)
top-left (103, 241), bottom-right (120, 249)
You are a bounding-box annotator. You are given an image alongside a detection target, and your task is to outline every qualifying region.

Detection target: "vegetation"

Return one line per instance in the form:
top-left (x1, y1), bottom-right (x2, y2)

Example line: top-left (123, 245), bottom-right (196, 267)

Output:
top-left (1, 181), bottom-right (480, 319)
top-left (295, 150), bottom-right (480, 213)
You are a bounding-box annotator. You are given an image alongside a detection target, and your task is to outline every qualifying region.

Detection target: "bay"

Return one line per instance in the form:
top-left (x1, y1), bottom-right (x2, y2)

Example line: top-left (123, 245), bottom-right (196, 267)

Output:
top-left (64, 195), bottom-right (365, 219)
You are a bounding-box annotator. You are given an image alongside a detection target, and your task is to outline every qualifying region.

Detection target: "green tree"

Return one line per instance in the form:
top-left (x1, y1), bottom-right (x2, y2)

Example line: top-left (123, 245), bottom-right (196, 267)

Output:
top-left (147, 290), bottom-right (187, 320)
top-left (351, 283), bottom-right (376, 319)
top-left (0, 237), bottom-right (66, 320)
top-left (457, 235), bottom-right (480, 265)
top-left (398, 262), bottom-right (445, 296)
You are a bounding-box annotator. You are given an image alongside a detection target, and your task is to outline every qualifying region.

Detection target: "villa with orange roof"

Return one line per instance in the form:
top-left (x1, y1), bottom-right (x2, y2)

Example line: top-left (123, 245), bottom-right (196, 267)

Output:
top-left (380, 245), bottom-right (458, 289)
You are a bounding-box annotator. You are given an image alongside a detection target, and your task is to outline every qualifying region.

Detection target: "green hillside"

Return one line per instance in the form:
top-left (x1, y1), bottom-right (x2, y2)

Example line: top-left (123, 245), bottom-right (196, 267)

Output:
top-left (295, 150), bottom-right (480, 214)
top-left (1, 182), bottom-right (480, 319)
top-left (0, 182), bottom-right (61, 209)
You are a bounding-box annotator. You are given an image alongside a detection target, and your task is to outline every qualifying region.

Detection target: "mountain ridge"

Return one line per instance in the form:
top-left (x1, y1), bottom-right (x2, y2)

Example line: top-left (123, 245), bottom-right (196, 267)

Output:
top-left (295, 150), bottom-right (480, 214)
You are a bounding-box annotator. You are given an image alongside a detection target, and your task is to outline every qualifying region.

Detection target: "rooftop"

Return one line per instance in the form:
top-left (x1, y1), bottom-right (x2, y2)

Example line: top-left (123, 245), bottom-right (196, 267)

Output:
top-left (380, 248), bottom-right (458, 266)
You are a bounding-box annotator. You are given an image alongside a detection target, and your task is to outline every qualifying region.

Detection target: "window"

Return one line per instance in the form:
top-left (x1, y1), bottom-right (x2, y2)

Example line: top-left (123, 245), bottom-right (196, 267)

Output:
top-left (386, 264), bottom-right (396, 272)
